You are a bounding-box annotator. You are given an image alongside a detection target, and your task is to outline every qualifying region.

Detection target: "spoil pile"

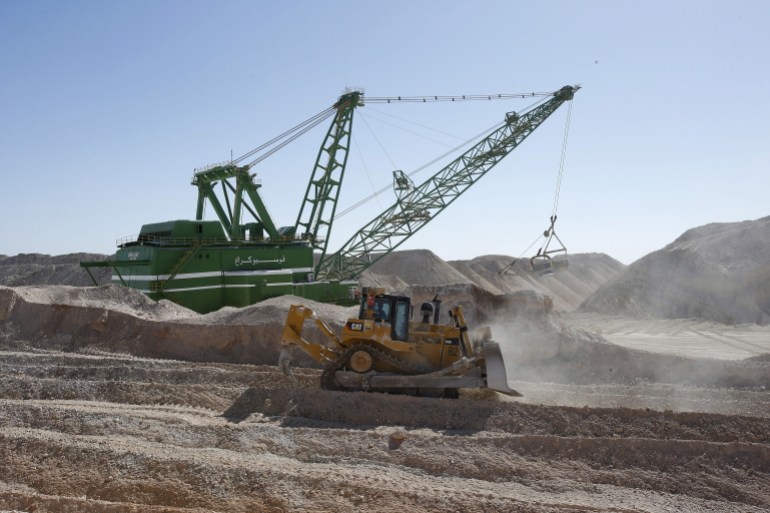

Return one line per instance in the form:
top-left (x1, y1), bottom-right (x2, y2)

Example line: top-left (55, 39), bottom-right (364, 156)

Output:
top-left (450, 252), bottom-right (625, 311)
top-left (369, 249), bottom-right (625, 312)
top-left (0, 253), bottom-right (111, 286)
top-left (582, 216), bottom-right (770, 325)
top-left (368, 249), bottom-right (473, 286)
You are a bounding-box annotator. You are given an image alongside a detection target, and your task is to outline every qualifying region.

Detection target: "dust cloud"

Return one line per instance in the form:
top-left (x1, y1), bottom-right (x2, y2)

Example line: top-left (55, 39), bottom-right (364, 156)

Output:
top-left (487, 313), bottom-right (769, 417)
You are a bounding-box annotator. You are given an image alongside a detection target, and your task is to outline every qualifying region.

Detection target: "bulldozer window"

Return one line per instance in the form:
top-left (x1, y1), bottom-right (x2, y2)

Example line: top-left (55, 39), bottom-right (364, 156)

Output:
top-left (392, 299), bottom-right (409, 341)
top-left (374, 298), bottom-right (391, 322)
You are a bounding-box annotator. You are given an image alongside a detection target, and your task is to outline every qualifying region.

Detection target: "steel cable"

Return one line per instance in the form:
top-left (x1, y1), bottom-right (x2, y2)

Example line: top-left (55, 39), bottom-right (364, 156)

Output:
top-left (552, 100), bottom-right (574, 217)
top-left (234, 106), bottom-right (336, 165)
top-left (334, 120), bottom-right (504, 219)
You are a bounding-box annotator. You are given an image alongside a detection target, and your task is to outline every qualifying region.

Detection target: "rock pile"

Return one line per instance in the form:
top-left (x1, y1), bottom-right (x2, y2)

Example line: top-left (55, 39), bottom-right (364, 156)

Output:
top-left (582, 216), bottom-right (770, 325)
top-left (0, 253), bottom-right (110, 287)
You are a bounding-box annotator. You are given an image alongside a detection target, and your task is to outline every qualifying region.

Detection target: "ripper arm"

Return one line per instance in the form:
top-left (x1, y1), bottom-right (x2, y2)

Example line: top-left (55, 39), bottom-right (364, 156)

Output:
top-left (279, 304), bottom-right (343, 376)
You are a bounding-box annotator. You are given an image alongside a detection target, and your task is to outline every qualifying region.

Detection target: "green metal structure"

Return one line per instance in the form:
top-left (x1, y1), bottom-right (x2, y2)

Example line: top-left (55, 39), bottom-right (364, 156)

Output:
top-left (317, 85), bottom-right (578, 280)
top-left (295, 91), bottom-right (362, 253)
top-left (82, 86), bottom-right (578, 313)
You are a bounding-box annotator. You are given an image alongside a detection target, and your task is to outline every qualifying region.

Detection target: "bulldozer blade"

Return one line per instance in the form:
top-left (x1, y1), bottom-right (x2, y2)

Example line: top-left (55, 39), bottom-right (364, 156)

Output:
top-left (483, 341), bottom-right (522, 397)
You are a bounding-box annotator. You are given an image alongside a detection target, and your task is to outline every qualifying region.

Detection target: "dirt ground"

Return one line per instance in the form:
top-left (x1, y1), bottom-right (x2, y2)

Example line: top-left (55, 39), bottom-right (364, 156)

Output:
top-left (0, 287), bottom-right (770, 513)
top-left (565, 312), bottom-right (770, 361)
top-left (1, 344), bottom-right (769, 513)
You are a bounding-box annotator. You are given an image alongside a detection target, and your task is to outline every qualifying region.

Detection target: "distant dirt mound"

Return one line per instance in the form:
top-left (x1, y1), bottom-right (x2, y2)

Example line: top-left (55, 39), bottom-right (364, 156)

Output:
top-left (582, 216), bottom-right (770, 325)
top-left (450, 252), bottom-right (625, 311)
top-left (8, 283), bottom-right (193, 321)
top-left (363, 250), bottom-right (624, 312)
top-left (358, 269), bottom-right (410, 294)
top-left (368, 249), bottom-right (473, 286)
top-left (746, 260), bottom-right (770, 319)
top-left (0, 253), bottom-right (111, 286)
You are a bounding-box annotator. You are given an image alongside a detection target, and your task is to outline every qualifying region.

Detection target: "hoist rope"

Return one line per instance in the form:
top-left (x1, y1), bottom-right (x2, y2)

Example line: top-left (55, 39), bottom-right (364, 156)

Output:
top-left (499, 96), bottom-right (575, 275)
top-left (499, 231), bottom-right (547, 274)
top-left (351, 128), bottom-right (384, 212)
top-left (334, 95), bottom-right (553, 220)
top-left (334, 120), bottom-right (503, 219)
top-left (363, 105), bottom-right (464, 142)
top-left (518, 233), bottom-right (545, 259)
top-left (359, 113), bottom-right (399, 171)
top-left (359, 110), bottom-right (461, 149)
top-left (551, 100), bottom-right (574, 217)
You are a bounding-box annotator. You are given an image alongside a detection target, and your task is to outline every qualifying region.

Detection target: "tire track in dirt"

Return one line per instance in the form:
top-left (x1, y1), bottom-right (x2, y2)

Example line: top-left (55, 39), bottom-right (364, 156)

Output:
top-left (690, 329), bottom-right (768, 355)
top-left (3, 348), bottom-right (770, 442)
top-left (4, 399), bottom-right (768, 475)
top-left (1, 423), bottom-right (766, 513)
top-left (1, 345), bottom-right (769, 512)
top-left (514, 380), bottom-right (770, 419)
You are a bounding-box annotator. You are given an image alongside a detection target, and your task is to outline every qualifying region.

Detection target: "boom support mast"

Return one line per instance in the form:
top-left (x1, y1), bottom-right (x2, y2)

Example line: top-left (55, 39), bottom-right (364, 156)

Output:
top-left (316, 85), bottom-right (579, 280)
top-left (294, 91), bottom-right (363, 257)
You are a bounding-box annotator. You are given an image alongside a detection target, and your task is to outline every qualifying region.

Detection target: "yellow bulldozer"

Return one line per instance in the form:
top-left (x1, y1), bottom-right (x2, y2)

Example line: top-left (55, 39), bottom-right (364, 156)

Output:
top-left (278, 287), bottom-right (521, 398)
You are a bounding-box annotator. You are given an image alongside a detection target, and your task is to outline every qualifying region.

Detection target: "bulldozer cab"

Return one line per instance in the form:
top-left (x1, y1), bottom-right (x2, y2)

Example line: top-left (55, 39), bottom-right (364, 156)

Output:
top-left (358, 290), bottom-right (410, 341)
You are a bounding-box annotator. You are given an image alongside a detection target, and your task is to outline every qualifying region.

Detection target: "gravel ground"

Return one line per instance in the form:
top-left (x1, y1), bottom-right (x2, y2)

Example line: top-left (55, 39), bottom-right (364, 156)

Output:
top-left (0, 337), bottom-right (768, 512)
top-left (0, 283), bottom-right (769, 512)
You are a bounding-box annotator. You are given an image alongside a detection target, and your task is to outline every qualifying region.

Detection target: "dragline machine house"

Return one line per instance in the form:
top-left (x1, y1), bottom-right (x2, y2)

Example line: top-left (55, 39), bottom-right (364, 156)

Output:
top-left (82, 86), bottom-right (579, 313)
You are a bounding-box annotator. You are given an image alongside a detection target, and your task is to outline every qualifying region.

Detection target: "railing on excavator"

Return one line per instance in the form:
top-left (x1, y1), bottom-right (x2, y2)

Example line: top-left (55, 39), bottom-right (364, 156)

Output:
top-left (116, 233), bottom-right (323, 248)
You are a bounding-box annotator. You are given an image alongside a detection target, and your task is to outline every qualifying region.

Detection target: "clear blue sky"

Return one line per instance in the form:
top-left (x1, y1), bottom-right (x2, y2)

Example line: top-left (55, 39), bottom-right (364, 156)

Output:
top-left (1, 0), bottom-right (768, 264)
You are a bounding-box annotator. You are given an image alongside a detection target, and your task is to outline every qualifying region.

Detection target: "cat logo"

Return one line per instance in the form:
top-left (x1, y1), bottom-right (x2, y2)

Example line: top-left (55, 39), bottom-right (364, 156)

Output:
top-left (347, 322), bottom-right (364, 331)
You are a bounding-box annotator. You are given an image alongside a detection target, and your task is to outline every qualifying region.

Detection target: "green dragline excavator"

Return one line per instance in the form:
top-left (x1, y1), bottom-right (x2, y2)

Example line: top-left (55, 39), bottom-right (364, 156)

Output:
top-left (83, 86), bottom-right (579, 313)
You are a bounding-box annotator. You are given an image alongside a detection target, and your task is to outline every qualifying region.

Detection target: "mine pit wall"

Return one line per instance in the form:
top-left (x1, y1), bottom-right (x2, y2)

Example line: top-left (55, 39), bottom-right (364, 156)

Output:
top-left (0, 287), bottom-right (321, 367)
top-left (0, 283), bottom-right (545, 369)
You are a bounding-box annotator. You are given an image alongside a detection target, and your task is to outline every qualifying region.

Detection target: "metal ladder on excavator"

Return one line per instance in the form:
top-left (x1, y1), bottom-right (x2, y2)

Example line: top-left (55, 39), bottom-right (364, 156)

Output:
top-left (150, 240), bottom-right (203, 293)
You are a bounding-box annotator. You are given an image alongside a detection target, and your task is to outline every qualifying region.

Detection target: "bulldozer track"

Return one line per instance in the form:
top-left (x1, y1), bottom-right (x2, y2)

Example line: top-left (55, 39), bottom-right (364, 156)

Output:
top-left (363, 342), bottom-right (435, 374)
top-left (320, 342), bottom-right (435, 391)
